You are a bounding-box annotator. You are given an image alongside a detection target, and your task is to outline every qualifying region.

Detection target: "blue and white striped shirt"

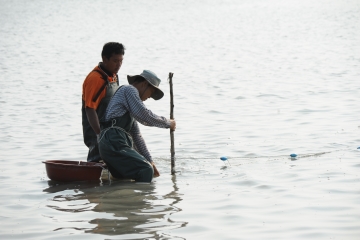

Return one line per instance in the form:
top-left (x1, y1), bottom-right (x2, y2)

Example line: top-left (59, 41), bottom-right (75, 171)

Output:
top-left (104, 85), bottom-right (170, 162)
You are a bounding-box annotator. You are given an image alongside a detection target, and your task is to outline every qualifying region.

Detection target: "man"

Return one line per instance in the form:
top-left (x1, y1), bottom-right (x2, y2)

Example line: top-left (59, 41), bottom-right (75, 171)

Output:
top-left (82, 42), bottom-right (125, 162)
top-left (98, 70), bottom-right (176, 183)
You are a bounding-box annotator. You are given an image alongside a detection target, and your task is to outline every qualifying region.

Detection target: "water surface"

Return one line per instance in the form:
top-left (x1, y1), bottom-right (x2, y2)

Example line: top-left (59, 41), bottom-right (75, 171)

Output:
top-left (0, 0), bottom-right (359, 239)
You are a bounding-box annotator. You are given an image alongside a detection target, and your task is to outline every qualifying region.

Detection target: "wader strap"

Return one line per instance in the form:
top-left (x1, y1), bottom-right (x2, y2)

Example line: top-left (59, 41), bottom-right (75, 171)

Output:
top-left (100, 117), bottom-right (127, 129)
top-left (99, 123), bottom-right (133, 147)
top-left (92, 69), bottom-right (110, 102)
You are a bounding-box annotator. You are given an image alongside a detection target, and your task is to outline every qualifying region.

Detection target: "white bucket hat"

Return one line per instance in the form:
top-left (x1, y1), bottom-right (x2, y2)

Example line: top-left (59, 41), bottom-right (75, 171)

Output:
top-left (127, 70), bottom-right (164, 100)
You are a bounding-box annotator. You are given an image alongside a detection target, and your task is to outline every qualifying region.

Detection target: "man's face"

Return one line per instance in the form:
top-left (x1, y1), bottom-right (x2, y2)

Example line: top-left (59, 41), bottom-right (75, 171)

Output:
top-left (102, 53), bottom-right (124, 74)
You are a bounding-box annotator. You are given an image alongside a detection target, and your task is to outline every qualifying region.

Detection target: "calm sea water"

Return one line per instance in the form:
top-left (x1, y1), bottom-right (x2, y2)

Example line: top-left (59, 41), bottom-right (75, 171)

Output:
top-left (1, 0), bottom-right (359, 239)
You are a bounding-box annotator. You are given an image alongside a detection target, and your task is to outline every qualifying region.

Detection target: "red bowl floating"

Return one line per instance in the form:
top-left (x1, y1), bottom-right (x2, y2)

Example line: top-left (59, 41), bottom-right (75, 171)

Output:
top-left (43, 160), bottom-right (105, 182)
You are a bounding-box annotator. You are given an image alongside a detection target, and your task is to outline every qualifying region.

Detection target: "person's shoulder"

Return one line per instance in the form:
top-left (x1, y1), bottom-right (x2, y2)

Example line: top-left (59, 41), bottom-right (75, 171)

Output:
top-left (83, 69), bottom-right (105, 91)
top-left (84, 66), bottom-right (104, 82)
top-left (118, 85), bottom-right (139, 99)
top-left (122, 85), bottom-right (137, 94)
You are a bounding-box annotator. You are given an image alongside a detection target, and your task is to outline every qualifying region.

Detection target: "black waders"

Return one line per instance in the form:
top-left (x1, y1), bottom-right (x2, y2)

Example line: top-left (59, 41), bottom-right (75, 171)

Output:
top-left (82, 70), bottom-right (118, 162)
top-left (98, 112), bottom-right (154, 183)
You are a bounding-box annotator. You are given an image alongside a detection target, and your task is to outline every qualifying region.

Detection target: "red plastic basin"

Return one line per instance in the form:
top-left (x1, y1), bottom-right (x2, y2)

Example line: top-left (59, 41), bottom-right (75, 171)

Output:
top-left (43, 160), bottom-right (105, 182)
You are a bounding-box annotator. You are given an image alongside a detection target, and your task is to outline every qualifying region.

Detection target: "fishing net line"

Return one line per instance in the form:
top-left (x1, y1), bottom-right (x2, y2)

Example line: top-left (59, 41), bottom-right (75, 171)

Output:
top-left (154, 146), bottom-right (355, 163)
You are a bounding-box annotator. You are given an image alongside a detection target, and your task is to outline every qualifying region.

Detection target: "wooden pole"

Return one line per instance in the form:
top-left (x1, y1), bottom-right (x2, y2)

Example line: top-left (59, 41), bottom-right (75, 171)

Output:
top-left (169, 72), bottom-right (175, 175)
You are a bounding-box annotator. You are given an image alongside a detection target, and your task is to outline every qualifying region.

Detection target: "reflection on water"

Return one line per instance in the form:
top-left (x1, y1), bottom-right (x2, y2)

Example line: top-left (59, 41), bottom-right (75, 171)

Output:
top-left (43, 175), bottom-right (186, 239)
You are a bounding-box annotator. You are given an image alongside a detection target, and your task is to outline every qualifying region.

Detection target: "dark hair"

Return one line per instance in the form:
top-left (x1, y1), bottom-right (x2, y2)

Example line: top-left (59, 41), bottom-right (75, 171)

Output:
top-left (131, 76), bottom-right (146, 85)
top-left (101, 42), bottom-right (125, 59)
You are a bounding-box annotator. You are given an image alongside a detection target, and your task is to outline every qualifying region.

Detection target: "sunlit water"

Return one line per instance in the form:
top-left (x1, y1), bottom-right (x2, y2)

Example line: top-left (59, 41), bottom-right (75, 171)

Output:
top-left (1, 0), bottom-right (360, 239)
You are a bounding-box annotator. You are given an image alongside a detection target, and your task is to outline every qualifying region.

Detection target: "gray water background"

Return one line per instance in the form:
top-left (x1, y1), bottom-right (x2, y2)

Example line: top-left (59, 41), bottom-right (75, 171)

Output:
top-left (0, 0), bottom-right (360, 239)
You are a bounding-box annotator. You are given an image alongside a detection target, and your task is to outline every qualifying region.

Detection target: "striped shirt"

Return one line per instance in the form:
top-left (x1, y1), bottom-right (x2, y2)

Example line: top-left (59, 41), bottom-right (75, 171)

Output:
top-left (104, 85), bottom-right (170, 162)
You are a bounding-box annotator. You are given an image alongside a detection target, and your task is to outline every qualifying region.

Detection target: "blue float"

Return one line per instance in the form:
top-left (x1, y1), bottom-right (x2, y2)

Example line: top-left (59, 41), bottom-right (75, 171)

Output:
top-left (290, 153), bottom-right (297, 158)
top-left (220, 156), bottom-right (228, 161)
top-left (357, 147), bottom-right (360, 149)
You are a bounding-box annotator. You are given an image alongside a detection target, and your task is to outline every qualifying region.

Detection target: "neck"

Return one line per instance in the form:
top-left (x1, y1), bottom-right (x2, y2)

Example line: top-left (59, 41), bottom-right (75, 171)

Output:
top-left (99, 63), bottom-right (113, 76)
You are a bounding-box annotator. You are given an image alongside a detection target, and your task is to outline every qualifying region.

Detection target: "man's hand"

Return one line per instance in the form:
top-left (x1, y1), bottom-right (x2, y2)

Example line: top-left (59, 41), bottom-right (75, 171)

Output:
top-left (152, 162), bottom-right (160, 177)
top-left (169, 119), bottom-right (176, 131)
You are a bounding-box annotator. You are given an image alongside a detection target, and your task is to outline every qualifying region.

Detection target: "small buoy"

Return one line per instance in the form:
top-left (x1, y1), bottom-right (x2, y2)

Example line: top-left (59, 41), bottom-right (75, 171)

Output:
top-left (290, 153), bottom-right (297, 158)
top-left (357, 147), bottom-right (360, 149)
top-left (220, 156), bottom-right (228, 161)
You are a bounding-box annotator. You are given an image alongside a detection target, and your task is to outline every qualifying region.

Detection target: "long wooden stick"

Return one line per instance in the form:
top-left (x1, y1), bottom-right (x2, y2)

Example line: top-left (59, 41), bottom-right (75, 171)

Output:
top-left (169, 72), bottom-right (175, 175)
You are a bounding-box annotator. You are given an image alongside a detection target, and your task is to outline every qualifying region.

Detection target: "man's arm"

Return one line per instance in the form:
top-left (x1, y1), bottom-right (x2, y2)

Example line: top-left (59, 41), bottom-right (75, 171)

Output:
top-left (85, 107), bottom-right (100, 134)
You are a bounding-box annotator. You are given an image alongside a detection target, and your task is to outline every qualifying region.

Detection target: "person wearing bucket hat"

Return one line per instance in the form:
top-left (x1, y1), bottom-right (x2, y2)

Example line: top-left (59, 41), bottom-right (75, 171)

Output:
top-left (127, 70), bottom-right (164, 100)
top-left (98, 70), bottom-right (176, 183)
